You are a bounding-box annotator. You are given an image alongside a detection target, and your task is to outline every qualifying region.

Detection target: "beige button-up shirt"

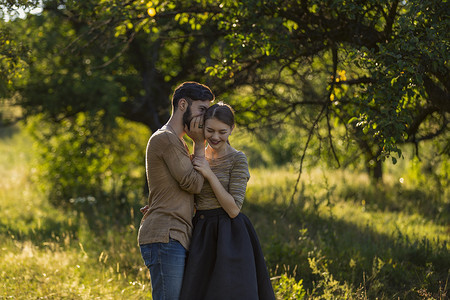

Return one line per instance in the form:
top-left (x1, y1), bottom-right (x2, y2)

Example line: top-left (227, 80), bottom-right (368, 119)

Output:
top-left (138, 126), bottom-right (204, 250)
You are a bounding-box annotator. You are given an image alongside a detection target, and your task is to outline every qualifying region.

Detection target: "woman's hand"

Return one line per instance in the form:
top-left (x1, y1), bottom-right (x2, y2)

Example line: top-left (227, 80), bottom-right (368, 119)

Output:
top-left (193, 157), bottom-right (213, 179)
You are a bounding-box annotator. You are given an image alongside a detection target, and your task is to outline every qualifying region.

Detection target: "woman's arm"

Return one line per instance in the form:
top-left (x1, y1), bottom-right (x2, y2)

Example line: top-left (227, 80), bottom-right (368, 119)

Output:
top-left (193, 157), bottom-right (240, 218)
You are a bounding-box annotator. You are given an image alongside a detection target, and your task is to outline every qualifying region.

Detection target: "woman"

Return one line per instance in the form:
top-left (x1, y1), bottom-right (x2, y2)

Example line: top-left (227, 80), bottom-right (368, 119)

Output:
top-left (180, 103), bottom-right (275, 300)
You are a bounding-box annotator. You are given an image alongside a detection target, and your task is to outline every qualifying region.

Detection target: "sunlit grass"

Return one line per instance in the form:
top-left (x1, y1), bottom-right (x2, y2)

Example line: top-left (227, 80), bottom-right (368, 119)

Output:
top-left (0, 239), bottom-right (150, 299)
top-left (247, 166), bottom-right (449, 246)
top-left (0, 125), bottom-right (66, 238)
top-left (327, 201), bottom-right (449, 245)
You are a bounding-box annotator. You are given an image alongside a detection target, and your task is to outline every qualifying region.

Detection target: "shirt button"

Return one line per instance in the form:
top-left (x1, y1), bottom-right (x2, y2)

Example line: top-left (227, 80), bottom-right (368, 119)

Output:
top-left (200, 215), bottom-right (205, 219)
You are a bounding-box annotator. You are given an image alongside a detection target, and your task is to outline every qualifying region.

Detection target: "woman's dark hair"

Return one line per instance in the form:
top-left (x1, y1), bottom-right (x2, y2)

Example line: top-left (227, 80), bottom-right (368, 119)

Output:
top-left (172, 81), bottom-right (215, 111)
top-left (204, 102), bottom-right (235, 128)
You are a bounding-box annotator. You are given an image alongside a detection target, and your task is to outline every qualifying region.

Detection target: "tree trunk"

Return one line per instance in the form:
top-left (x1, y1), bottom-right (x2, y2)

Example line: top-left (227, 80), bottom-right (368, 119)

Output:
top-left (365, 147), bottom-right (383, 182)
top-left (367, 158), bottom-right (383, 182)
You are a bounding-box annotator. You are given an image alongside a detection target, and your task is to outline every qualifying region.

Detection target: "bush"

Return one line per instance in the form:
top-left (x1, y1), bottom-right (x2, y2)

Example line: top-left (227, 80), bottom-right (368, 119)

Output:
top-left (26, 112), bottom-right (149, 225)
top-left (273, 273), bottom-right (306, 300)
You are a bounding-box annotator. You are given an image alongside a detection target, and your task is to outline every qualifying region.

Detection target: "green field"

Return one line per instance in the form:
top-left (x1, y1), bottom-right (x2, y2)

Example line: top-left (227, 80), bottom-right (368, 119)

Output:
top-left (1, 125), bottom-right (448, 299)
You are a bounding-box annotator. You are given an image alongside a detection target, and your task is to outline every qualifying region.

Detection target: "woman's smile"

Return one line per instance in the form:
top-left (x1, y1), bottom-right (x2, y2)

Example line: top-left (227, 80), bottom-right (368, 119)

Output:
top-left (208, 138), bottom-right (221, 146)
top-left (204, 118), bottom-right (233, 155)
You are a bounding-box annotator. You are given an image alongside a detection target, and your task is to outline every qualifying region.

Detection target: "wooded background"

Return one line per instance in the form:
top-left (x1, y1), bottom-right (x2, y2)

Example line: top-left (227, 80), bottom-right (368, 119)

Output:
top-left (1, 1), bottom-right (448, 298)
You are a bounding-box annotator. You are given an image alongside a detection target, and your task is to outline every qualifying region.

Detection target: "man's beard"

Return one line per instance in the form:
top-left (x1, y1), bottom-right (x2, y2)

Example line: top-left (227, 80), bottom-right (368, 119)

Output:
top-left (182, 103), bottom-right (192, 130)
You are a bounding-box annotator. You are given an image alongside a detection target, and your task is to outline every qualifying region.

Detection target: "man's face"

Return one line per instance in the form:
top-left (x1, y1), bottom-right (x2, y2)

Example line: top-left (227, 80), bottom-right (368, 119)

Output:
top-left (183, 99), bottom-right (210, 128)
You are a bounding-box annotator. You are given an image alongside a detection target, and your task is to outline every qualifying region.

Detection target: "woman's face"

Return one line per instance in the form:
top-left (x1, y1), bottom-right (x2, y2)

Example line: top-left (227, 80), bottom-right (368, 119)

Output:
top-left (204, 117), bottom-right (233, 152)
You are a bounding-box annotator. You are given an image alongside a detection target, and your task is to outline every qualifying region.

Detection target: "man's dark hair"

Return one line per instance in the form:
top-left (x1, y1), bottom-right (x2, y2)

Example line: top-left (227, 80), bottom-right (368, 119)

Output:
top-left (172, 81), bottom-right (215, 111)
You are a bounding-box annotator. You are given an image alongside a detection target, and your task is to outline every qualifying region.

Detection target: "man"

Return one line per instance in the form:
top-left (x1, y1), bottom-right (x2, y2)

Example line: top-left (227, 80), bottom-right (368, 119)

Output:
top-left (138, 81), bottom-right (215, 300)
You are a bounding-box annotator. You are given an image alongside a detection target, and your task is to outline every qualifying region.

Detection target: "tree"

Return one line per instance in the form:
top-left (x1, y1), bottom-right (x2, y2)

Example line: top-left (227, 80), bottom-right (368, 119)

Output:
top-left (210, 0), bottom-right (449, 181)
top-left (3, 0), bottom-right (449, 182)
top-left (0, 0), bottom-right (40, 94)
top-left (8, 0), bottom-right (231, 132)
top-left (0, 0), bottom-right (41, 126)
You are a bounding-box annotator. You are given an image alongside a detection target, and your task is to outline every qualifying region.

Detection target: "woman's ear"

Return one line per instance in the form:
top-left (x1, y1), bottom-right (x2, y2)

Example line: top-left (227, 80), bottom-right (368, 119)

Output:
top-left (230, 125), bottom-right (235, 135)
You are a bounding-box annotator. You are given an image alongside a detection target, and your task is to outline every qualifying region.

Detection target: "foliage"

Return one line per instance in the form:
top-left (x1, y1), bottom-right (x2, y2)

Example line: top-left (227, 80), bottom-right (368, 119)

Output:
top-left (0, 0), bottom-right (41, 97)
top-left (273, 273), bottom-right (306, 300)
top-left (25, 113), bottom-right (149, 217)
top-left (221, 0), bottom-right (450, 150)
top-left (0, 23), bottom-right (28, 97)
top-left (213, 0), bottom-right (449, 177)
top-left (1, 1), bottom-right (448, 181)
top-left (308, 255), bottom-right (354, 299)
top-left (5, 0), bottom-right (229, 132)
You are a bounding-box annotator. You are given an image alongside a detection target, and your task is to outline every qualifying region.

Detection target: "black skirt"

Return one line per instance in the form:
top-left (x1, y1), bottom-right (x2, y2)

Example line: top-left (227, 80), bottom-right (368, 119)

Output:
top-left (180, 208), bottom-right (276, 300)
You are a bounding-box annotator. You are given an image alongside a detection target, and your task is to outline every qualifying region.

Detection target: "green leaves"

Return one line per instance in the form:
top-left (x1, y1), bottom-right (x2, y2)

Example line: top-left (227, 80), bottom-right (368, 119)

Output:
top-left (2, 0), bottom-right (448, 182)
top-left (27, 112), bottom-right (149, 208)
top-left (0, 25), bottom-right (29, 97)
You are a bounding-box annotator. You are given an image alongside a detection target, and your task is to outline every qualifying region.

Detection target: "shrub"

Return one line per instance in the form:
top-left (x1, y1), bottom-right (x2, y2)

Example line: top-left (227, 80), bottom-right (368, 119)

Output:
top-left (26, 112), bottom-right (149, 225)
top-left (273, 273), bottom-right (306, 300)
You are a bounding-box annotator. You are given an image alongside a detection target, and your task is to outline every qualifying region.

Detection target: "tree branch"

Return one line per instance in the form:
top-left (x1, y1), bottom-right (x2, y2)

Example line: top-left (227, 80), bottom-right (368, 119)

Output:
top-left (383, 0), bottom-right (400, 39)
top-left (423, 75), bottom-right (450, 113)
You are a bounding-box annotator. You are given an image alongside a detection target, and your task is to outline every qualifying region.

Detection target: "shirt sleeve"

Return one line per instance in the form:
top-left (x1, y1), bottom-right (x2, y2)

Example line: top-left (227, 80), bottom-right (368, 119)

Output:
top-left (229, 152), bottom-right (250, 209)
top-left (152, 132), bottom-right (204, 194)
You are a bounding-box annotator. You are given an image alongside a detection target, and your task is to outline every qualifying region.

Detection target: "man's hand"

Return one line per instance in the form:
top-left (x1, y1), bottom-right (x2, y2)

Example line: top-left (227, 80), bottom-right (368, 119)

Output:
top-left (185, 116), bottom-right (205, 144)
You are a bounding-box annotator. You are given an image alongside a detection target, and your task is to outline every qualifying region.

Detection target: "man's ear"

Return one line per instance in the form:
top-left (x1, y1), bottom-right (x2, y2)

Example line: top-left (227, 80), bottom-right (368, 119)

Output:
top-left (178, 98), bottom-right (187, 111)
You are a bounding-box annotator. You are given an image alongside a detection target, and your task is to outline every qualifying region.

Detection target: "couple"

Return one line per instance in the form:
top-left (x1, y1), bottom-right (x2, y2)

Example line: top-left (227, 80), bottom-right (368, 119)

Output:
top-left (137, 82), bottom-right (275, 300)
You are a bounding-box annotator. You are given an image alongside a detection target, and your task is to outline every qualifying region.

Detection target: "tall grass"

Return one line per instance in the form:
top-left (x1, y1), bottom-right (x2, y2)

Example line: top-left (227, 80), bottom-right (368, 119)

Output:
top-left (1, 124), bottom-right (449, 299)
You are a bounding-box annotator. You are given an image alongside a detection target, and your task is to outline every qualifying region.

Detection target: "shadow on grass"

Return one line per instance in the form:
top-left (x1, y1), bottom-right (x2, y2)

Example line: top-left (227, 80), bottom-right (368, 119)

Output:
top-left (0, 214), bottom-right (78, 248)
top-left (243, 200), bottom-right (449, 299)
top-left (0, 125), bottom-right (20, 139)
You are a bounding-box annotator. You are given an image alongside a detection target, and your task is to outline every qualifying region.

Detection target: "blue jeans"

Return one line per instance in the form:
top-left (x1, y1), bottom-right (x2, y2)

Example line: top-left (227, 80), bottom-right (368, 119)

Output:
top-left (140, 239), bottom-right (187, 300)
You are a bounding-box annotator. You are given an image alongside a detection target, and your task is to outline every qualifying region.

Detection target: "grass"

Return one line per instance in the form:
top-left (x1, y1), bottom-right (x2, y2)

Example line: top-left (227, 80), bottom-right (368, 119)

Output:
top-left (245, 167), bottom-right (449, 299)
top-left (1, 124), bottom-right (449, 299)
